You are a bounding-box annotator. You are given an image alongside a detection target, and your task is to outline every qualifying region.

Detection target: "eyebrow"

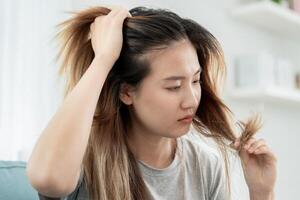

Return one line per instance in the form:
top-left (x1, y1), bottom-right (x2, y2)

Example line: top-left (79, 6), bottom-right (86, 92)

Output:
top-left (163, 68), bottom-right (202, 81)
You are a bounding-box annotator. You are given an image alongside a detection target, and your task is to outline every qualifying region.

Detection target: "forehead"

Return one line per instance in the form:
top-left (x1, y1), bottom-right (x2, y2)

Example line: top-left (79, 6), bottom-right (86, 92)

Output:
top-left (143, 39), bottom-right (201, 80)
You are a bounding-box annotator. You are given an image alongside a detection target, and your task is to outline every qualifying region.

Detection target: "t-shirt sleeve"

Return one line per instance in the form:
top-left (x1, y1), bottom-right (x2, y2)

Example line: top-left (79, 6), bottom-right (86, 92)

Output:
top-left (38, 168), bottom-right (84, 200)
top-left (209, 156), bottom-right (228, 200)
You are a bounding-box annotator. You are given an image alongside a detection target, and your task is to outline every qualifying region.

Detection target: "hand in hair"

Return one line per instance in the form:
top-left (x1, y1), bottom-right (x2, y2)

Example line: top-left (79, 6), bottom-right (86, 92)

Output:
top-left (230, 137), bottom-right (277, 199)
top-left (90, 5), bottom-right (132, 64)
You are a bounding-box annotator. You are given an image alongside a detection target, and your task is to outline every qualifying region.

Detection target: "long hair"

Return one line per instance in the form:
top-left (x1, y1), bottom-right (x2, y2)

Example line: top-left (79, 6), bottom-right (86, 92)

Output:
top-left (55, 6), bottom-right (262, 200)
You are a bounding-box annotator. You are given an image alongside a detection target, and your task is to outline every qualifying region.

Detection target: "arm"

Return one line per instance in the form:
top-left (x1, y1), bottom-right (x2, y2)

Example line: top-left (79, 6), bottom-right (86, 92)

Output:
top-left (26, 6), bottom-right (131, 198)
top-left (26, 56), bottom-right (113, 197)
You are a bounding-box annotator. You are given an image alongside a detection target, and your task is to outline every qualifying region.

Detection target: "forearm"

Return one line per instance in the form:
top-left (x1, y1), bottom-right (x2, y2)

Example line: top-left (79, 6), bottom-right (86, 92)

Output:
top-left (27, 56), bottom-right (114, 196)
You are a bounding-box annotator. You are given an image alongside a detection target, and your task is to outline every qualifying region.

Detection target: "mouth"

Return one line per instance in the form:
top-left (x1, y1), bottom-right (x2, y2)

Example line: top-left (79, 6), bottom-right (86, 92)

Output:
top-left (178, 116), bottom-right (194, 123)
top-left (178, 115), bottom-right (194, 121)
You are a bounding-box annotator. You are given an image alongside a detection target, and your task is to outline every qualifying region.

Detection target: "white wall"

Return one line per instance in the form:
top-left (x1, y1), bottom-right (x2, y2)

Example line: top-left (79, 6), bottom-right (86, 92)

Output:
top-left (0, 0), bottom-right (299, 199)
top-left (0, 0), bottom-right (72, 160)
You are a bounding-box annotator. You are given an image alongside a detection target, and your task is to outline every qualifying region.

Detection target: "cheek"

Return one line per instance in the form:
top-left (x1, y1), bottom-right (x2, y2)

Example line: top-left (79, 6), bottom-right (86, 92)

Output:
top-left (131, 91), bottom-right (176, 134)
top-left (134, 89), bottom-right (177, 127)
top-left (143, 90), bottom-right (177, 116)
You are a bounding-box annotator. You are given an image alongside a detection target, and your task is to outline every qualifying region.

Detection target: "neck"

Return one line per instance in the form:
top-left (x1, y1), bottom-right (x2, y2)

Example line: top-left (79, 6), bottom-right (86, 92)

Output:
top-left (127, 127), bottom-right (177, 169)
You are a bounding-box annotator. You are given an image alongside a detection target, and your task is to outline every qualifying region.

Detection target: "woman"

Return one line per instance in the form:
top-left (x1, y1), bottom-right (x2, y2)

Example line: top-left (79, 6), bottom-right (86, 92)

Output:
top-left (26, 5), bottom-right (277, 200)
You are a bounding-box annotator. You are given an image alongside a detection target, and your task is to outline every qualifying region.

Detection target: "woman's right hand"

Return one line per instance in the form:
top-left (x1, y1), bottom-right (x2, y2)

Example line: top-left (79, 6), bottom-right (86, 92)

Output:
top-left (90, 6), bottom-right (132, 65)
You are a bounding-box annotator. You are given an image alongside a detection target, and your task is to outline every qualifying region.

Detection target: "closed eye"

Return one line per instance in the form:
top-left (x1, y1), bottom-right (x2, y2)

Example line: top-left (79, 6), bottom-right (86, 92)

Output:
top-left (166, 79), bottom-right (202, 91)
top-left (167, 86), bottom-right (180, 91)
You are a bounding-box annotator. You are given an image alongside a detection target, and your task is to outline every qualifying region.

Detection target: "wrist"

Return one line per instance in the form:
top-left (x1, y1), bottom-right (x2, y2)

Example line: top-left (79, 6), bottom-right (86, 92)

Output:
top-left (249, 190), bottom-right (274, 200)
top-left (92, 55), bottom-right (115, 73)
top-left (94, 53), bottom-right (117, 65)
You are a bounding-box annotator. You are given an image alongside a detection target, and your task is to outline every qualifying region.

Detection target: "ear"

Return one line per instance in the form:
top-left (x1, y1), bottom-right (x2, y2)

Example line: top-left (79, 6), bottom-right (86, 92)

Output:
top-left (119, 83), bottom-right (135, 105)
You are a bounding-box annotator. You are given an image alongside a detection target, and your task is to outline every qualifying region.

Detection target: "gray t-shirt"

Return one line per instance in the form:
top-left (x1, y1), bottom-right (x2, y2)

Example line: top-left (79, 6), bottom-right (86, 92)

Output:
top-left (38, 131), bottom-right (227, 200)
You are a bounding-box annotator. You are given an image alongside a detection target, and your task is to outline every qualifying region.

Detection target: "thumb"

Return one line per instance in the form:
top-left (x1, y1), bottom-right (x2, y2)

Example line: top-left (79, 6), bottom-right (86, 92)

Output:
top-left (239, 147), bottom-right (250, 167)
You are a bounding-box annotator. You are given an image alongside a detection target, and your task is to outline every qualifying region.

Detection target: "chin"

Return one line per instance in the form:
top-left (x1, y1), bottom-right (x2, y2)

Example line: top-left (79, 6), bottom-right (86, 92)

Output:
top-left (165, 127), bottom-right (190, 138)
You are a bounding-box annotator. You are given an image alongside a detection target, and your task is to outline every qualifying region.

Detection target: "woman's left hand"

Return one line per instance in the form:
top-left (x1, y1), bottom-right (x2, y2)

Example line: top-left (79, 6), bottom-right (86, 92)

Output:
top-left (230, 137), bottom-right (277, 196)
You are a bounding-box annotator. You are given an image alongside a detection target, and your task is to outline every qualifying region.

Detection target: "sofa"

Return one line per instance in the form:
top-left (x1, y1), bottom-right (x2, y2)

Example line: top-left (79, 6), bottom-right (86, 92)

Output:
top-left (0, 160), bottom-right (39, 200)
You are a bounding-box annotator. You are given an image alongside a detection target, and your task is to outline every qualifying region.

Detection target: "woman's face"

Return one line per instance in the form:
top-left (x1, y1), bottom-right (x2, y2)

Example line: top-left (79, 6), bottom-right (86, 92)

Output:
top-left (121, 39), bottom-right (202, 138)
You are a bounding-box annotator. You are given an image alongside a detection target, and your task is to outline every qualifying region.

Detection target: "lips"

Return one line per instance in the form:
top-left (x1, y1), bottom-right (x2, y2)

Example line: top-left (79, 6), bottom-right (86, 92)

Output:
top-left (178, 115), bottom-right (194, 121)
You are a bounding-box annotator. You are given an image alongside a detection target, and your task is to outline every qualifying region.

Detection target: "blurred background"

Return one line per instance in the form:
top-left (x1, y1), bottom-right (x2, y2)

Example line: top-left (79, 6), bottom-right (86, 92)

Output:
top-left (0, 0), bottom-right (299, 199)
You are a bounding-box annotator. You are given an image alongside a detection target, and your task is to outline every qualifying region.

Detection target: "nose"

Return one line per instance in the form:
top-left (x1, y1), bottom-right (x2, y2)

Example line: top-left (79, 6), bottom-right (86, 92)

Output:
top-left (180, 85), bottom-right (200, 110)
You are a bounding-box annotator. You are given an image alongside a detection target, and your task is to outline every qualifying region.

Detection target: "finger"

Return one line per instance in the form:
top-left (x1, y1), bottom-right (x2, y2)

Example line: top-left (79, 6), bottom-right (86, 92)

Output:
top-left (121, 7), bottom-right (132, 17)
top-left (103, 5), bottom-right (119, 17)
top-left (109, 9), bottom-right (131, 28)
top-left (115, 8), bottom-right (131, 21)
top-left (248, 143), bottom-right (266, 154)
top-left (254, 146), bottom-right (278, 164)
top-left (252, 145), bottom-right (277, 162)
top-left (238, 147), bottom-right (251, 166)
top-left (112, 6), bottom-right (131, 19)
top-left (106, 5), bottom-right (127, 18)
top-left (255, 146), bottom-right (277, 162)
top-left (253, 145), bottom-right (269, 155)
top-left (248, 139), bottom-right (266, 153)
top-left (243, 137), bottom-right (256, 149)
top-left (101, 4), bottom-right (131, 18)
